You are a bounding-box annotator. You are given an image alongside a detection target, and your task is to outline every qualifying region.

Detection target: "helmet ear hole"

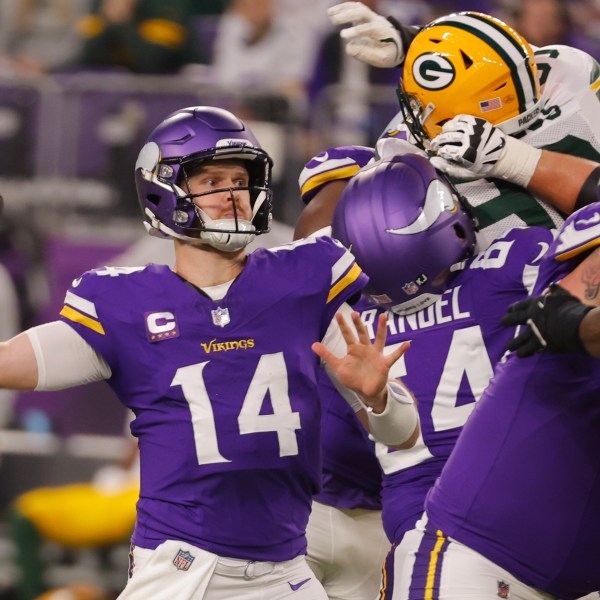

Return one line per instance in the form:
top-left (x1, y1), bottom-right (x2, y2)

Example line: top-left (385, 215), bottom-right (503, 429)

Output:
top-left (453, 223), bottom-right (467, 240)
top-left (460, 51), bottom-right (473, 69)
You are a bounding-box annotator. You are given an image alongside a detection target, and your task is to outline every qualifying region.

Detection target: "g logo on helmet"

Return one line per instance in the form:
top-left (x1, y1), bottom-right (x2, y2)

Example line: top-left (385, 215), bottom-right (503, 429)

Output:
top-left (412, 54), bottom-right (455, 90)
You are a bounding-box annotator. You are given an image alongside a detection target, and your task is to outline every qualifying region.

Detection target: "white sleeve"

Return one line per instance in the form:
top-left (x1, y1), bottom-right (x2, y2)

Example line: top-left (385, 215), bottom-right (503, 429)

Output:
top-left (320, 303), bottom-right (366, 413)
top-left (25, 321), bottom-right (112, 391)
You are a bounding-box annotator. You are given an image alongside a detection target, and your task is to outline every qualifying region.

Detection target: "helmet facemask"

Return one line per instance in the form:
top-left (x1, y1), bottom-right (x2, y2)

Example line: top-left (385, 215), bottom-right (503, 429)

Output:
top-left (396, 85), bottom-right (435, 151)
top-left (173, 156), bottom-right (272, 252)
top-left (138, 141), bottom-right (273, 252)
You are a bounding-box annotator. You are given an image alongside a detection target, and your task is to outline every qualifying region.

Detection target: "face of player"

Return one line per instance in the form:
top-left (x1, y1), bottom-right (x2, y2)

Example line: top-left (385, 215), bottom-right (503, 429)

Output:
top-left (186, 160), bottom-right (253, 222)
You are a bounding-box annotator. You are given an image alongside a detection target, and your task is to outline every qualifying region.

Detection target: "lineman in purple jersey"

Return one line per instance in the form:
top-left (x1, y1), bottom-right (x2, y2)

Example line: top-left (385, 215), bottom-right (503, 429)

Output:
top-left (386, 202), bottom-right (600, 600)
top-left (328, 151), bottom-right (557, 545)
top-left (330, 147), bottom-right (600, 596)
top-left (0, 106), bottom-right (421, 600)
top-left (298, 143), bottom-right (553, 575)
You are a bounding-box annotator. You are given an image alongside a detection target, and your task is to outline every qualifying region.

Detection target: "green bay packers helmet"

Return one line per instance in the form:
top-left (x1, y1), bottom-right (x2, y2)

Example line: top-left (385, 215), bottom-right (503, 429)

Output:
top-left (398, 12), bottom-right (541, 145)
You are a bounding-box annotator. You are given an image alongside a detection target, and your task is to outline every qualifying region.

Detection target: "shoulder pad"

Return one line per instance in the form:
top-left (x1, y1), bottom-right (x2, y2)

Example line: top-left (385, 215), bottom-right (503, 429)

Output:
top-left (534, 44), bottom-right (597, 87)
top-left (299, 145), bottom-right (375, 204)
top-left (549, 203), bottom-right (600, 261)
top-left (314, 236), bottom-right (367, 305)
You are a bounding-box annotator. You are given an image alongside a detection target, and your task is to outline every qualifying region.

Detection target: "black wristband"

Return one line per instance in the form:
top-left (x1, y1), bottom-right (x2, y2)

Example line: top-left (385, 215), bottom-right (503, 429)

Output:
top-left (574, 165), bottom-right (600, 213)
top-left (545, 286), bottom-right (594, 354)
top-left (386, 17), bottom-right (421, 66)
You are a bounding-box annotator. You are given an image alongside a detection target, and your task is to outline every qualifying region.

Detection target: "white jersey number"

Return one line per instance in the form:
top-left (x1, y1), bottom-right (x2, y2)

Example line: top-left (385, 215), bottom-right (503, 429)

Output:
top-left (171, 353), bottom-right (301, 465)
top-left (377, 325), bottom-right (493, 474)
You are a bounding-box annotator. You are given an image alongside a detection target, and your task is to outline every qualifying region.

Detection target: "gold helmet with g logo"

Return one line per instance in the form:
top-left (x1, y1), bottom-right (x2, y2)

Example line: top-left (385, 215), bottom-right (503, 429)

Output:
top-left (398, 12), bottom-right (541, 145)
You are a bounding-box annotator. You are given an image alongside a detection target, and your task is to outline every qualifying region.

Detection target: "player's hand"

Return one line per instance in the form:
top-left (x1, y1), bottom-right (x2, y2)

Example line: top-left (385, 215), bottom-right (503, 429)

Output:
top-left (375, 136), bottom-right (426, 161)
top-left (501, 284), bottom-right (594, 357)
top-left (312, 311), bottom-right (409, 410)
top-left (429, 115), bottom-right (507, 180)
top-left (327, 2), bottom-right (404, 68)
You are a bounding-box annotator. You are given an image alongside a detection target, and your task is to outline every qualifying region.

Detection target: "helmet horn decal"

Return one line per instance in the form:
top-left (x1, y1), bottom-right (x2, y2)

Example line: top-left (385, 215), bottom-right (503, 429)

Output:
top-left (386, 179), bottom-right (457, 235)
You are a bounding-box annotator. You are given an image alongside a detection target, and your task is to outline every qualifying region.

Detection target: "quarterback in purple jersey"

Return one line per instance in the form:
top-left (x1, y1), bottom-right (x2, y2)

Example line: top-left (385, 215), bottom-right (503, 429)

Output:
top-left (0, 106), bottom-right (421, 599)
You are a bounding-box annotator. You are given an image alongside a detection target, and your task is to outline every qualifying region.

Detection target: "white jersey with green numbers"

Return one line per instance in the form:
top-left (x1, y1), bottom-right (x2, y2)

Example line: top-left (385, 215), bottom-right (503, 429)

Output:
top-left (382, 44), bottom-right (600, 249)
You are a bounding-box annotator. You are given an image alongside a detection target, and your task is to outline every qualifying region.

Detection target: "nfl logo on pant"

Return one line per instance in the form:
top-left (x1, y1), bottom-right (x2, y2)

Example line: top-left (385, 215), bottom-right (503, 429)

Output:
top-left (173, 549), bottom-right (195, 571)
top-left (497, 580), bottom-right (510, 598)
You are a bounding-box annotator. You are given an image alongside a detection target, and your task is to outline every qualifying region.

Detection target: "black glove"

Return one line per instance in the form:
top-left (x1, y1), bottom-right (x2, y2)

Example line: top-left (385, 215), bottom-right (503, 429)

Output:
top-left (501, 284), bottom-right (594, 357)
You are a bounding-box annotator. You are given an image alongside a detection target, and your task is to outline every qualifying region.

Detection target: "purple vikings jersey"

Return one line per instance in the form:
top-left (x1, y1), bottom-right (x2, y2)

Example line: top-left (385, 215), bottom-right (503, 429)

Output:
top-left (362, 226), bottom-right (555, 543)
top-left (57, 236), bottom-right (366, 562)
top-left (313, 371), bottom-right (382, 510)
top-left (424, 203), bottom-right (600, 598)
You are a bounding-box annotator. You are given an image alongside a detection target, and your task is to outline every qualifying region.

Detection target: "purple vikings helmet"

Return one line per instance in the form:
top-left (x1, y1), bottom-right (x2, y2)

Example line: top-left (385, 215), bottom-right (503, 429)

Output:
top-left (135, 106), bottom-right (273, 252)
top-left (332, 154), bottom-right (476, 315)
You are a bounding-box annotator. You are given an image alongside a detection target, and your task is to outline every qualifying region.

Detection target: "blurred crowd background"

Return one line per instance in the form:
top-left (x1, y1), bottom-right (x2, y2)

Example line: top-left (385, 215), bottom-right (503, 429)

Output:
top-left (0, 0), bottom-right (599, 598)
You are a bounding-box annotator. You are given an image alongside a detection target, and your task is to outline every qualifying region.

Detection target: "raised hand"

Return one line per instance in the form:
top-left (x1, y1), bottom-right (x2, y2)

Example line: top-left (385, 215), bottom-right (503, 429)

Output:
top-left (327, 2), bottom-right (404, 68)
top-left (312, 311), bottom-right (409, 411)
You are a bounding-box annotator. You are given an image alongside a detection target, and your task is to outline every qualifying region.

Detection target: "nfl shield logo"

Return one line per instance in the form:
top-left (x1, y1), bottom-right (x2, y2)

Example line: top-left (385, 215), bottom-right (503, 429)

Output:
top-left (402, 281), bottom-right (420, 295)
top-left (173, 549), bottom-right (195, 571)
top-left (497, 581), bottom-right (510, 598)
top-left (211, 306), bottom-right (230, 327)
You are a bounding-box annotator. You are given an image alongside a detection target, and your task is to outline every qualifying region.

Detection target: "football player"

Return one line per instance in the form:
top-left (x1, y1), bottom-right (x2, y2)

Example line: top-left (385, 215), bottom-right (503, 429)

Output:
top-left (330, 152), bottom-right (600, 599)
top-left (328, 3), bottom-right (600, 247)
top-left (0, 106), bottom-right (420, 599)
top-left (297, 146), bottom-right (558, 597)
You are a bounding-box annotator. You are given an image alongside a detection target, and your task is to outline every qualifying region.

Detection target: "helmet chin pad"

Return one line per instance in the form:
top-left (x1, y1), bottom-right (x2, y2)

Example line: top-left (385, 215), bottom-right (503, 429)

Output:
top-left (196, 211), bottom-right (256, 252)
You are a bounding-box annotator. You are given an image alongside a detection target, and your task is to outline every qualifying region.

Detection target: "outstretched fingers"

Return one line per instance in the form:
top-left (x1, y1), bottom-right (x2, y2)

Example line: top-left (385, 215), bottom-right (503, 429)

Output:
top-left (348, 311), bottom-right (372, 346)
top-left (311, 341), bottom-right (338, 367)
top-left (386, 341), bottom-right (411, 368)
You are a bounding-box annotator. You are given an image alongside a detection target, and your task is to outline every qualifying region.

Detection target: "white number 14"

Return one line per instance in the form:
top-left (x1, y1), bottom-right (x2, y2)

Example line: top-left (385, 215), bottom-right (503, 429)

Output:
top-left (171, 353), bottom-right (301, 465)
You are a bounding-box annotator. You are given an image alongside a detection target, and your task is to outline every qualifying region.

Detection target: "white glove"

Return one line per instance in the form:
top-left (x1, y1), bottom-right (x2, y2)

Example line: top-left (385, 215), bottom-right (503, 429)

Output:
top-left (429, 157), bottom-right (481, 181)
top-left (429, 115), bottom-right (542, 186)
top-left (327, 2), bottom-right (404, 68)
top-left (375, 137), bottom-right (427, 161)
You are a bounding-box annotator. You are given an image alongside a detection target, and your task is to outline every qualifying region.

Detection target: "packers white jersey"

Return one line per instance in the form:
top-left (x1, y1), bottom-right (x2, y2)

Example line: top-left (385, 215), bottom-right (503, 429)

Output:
top-left (381, 44), bottom-right (600, 248)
